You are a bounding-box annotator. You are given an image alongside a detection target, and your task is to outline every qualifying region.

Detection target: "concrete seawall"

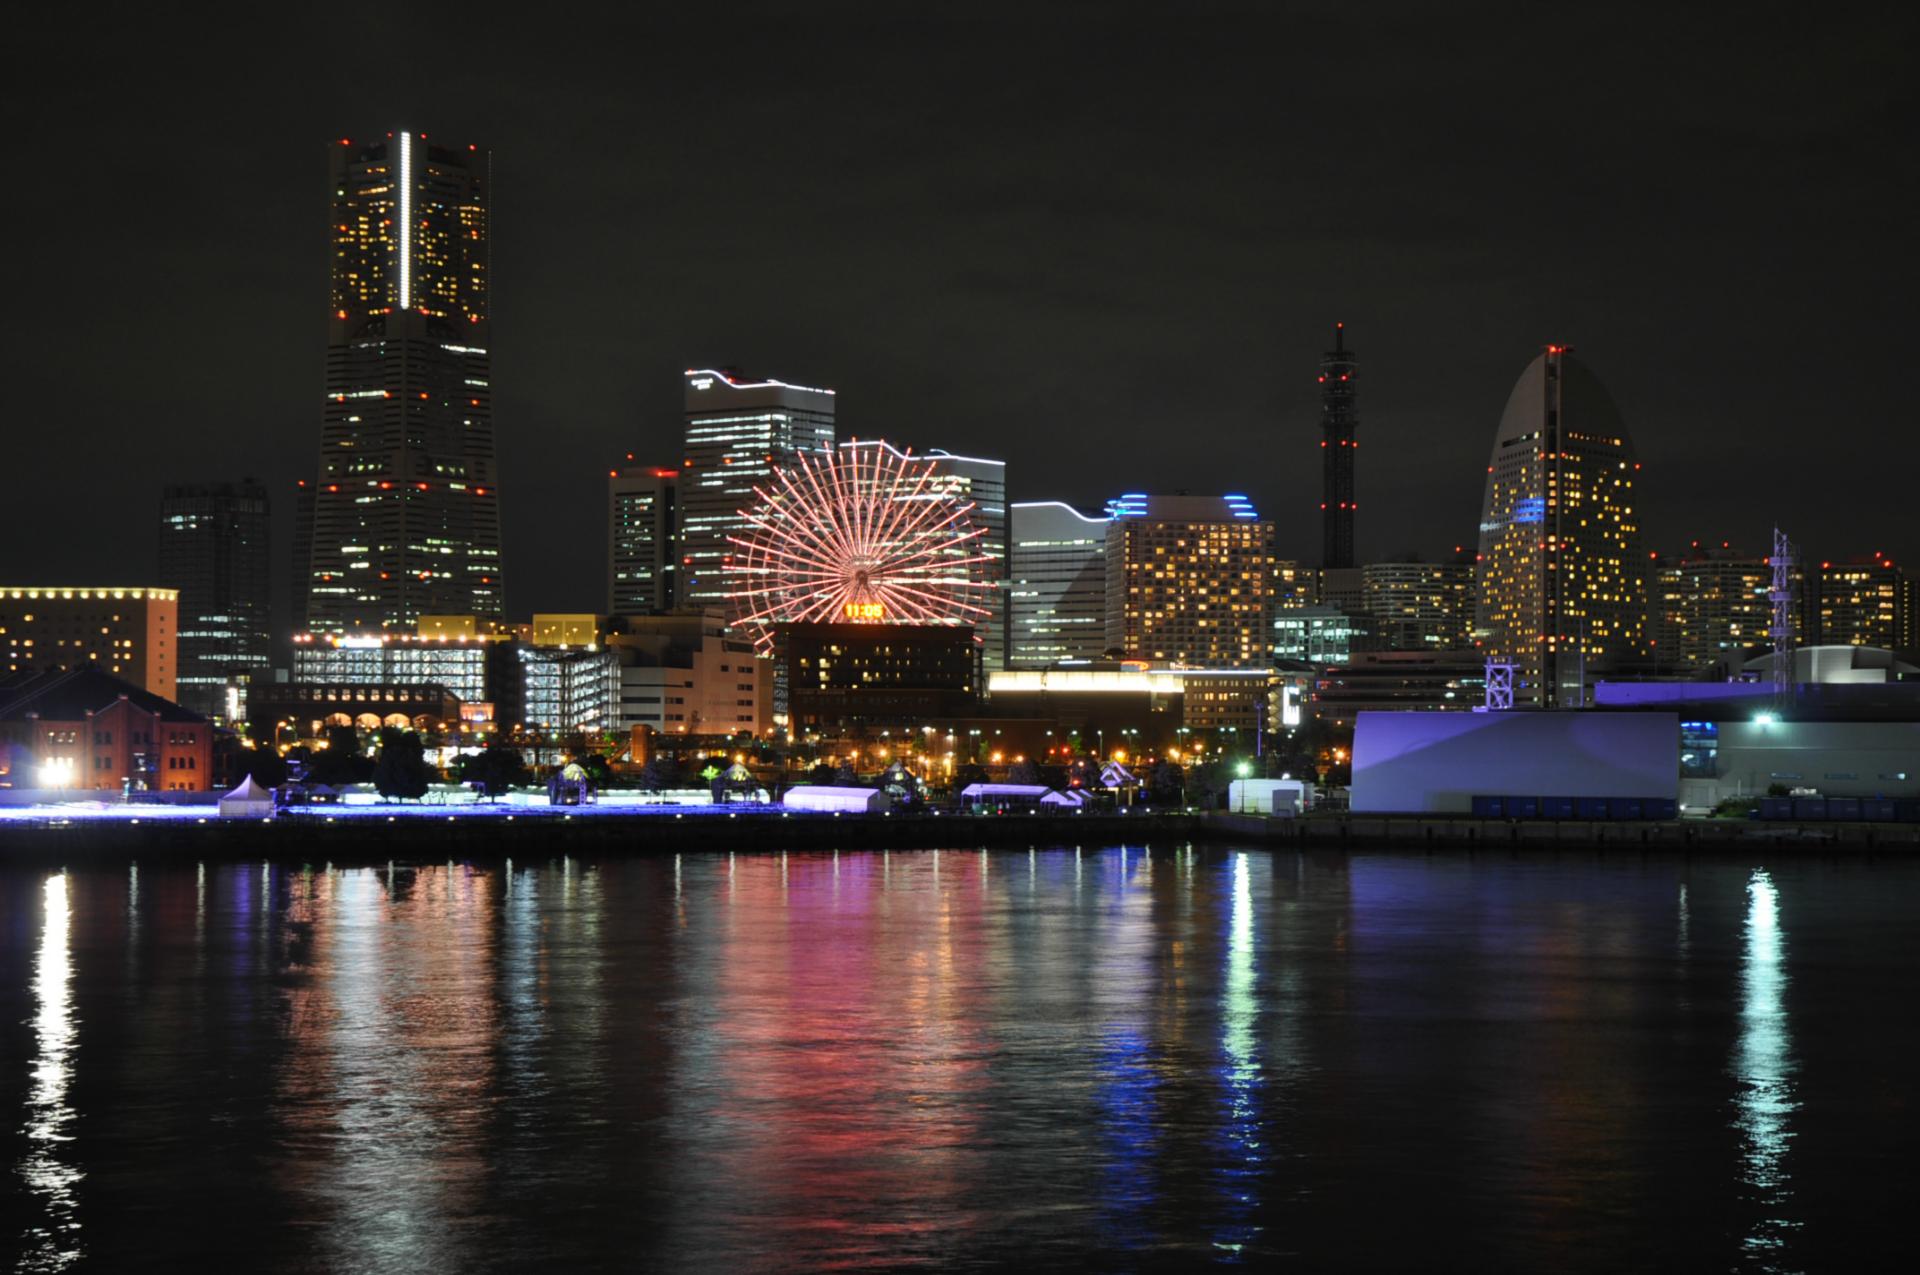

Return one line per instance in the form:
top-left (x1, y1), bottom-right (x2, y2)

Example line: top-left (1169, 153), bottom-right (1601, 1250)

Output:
top-left (1210, 812), bottom-right (1920, 852)
top-left (3, 810), bottom-right (1916, 865)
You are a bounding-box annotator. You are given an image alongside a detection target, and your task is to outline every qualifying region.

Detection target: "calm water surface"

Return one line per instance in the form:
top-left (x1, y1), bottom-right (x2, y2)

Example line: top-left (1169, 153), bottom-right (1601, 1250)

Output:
top-left (4, 846), bottom-right (1916, 1271)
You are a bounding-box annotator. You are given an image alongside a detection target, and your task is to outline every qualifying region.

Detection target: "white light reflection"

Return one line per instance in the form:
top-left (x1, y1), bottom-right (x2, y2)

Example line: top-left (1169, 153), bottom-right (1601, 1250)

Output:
top-left (1215, 851), bottom-right (1263, 1255)
top-left (20, 871), bottom-right (83, 1270)
top-left (1734, 868), bottom-right (1799, 1266)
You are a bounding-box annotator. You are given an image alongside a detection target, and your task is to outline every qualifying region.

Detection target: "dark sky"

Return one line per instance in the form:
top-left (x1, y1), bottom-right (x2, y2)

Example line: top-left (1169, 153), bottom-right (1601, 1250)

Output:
top-left (6, 2), bottom-right (1916, 621)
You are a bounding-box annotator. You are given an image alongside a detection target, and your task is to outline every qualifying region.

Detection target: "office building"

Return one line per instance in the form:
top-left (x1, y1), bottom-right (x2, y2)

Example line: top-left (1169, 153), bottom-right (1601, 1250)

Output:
top-left (611, 612), bottom-right (771, 738)
top-left (1008, 501), bottom-right (1109, 668)
top-left (1, 587), bottom-right (179, 700)
top-left (1318, 322), bottom-right (1359, 568)
top-left (304, 131), bottom-right (504, 633)
top-left (1103, 494), bottom-right (1276, 667)
top-left (0, 666), bottom-right (213, 793)
top-left (1475, 346), bottom-right (1646, 706)
top-left (1814, 553), bottom-right (1915, 650)
top-left (519, 647), bottom-right (622, 735)
top-left (1270, 605), bottom-right (1361, 665)
top-left (784, 621), bottom-right (977, 734)
top-left (1361, 560), bottom-right (1474, 651)
top-left (678, 368), bottom-right (836, 610)
top-left (608, 460), bottom-right (678, 615)
top-left (158, 480), bottom-right (271, 721)
top-left (1309, 650), bottom-right (1487, 727)
top-left (291, 629), bottom-right (518, 720)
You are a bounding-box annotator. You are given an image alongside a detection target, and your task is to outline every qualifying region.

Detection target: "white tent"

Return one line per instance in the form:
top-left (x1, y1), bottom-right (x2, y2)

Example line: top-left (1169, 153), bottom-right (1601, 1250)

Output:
top-left (1227, 777), bottom-right (1308, 815)
top-left (960, 783), bottom-right (1083, 809)
top-left (783, 785), bottom-right (888, 813)
top-left (218, 775), bottom-right (277, 819)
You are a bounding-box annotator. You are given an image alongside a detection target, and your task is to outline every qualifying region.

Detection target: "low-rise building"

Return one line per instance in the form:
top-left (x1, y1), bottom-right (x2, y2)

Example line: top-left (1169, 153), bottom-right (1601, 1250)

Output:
top-left (611, 612), bottom-right (771, 737)
top-left (785, 622), bottom-right (976, 735)
top-left (0, 666), bottom-right (213, 792)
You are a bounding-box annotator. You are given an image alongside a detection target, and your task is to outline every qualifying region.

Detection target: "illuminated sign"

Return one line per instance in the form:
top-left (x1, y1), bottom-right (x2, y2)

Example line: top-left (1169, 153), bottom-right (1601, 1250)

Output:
top-left (843, 601), bottom-right (885, 621)
top-left (1513, 497), bottom-right (1546, 525)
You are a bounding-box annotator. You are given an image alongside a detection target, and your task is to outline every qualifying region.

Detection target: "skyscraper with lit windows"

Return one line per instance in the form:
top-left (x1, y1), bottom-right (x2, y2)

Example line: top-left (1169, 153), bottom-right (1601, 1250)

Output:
top-left (607, 461), bottom-right (678, 615)
top-left (302, 131), bottom-right (503, 633)
top-left (158, 480), bottom-right (271, 721)
top-left (1475, 346), bottom-right (1645, 706)
top-left (1008, 500), bottom-right (1108, 667)
top-left (678, 368), bottom-right (836, 610)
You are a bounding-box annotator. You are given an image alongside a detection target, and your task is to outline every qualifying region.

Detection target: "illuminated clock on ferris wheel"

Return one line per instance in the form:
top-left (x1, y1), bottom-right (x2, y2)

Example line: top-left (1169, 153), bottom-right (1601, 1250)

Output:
top-left (725, 444), bottom-right (997, 653)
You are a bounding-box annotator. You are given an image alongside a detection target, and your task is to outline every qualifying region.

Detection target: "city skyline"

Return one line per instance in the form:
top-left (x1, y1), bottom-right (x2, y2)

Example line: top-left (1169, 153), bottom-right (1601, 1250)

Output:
top-left (4, 6), bottom-right (1912, 623)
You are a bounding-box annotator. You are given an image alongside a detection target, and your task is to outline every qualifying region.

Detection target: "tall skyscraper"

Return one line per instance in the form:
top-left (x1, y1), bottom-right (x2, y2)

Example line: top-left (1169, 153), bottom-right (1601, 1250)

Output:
top-left (1319, 322), bottom-right (1358, 568)
top-left (678, 368), bottom-right (835, 610)
top-left (1104, 493), bottom-right (1276, 667)
top-left (304, 131), bottom-right (503, 634)
top-left (158, 481), bottom-right (271, 721)
top-left (607, 460), bottom-right (678, 615)
top-left (1475, 346), bottom-right (1645, 706)
top-left (1008, 501), bottom-right (1108, 667)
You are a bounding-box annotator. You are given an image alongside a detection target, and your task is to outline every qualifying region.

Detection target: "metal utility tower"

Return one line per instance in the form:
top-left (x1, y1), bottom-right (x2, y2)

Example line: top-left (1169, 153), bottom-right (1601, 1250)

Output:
top-left (1769, 526), bottom-right (1797, 713)
top-left (1318, 322), bottom-right (1358, 569)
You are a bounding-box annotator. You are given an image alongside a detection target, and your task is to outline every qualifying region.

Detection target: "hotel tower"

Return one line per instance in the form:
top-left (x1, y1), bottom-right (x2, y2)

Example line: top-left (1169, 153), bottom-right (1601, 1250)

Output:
top-left (1475, 346), bottom-right (1645, 706)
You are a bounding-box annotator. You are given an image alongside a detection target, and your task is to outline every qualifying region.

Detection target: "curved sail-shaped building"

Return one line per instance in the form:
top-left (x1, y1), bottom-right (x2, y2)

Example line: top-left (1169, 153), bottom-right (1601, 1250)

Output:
top-left (1475, 347), bottom-right (1645, 706)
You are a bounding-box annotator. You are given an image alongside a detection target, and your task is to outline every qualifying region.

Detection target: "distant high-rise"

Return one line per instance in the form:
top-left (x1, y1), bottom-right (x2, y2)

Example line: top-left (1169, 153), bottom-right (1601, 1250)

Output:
top-left (1008, 501), bottom-right (1108, 667)
top-left (1361, 560), bottom-right (1475, 651)
top-left (678, 368), bottom-right (836, 610)
top-left (1813, 553), bottom-right (1914, 650)
top-left (607, 461), bottom-right (678, 615)
top-left (158, 481), bottom-right (271, 721)
top-left (1319, 323), bottom-right (1358, 568)
top-left (1475, 346), bottom-right (1645, 706)
top-left (304, 131), bottom-right (503, 633)
top-left (1104, 494), bottom-right (1276, 667)
top-left (1648, 542), bottom-right (1789, 671)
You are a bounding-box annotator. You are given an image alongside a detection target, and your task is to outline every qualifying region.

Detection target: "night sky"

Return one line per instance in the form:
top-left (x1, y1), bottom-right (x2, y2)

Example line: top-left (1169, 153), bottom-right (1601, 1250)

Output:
top-left (6, 3), bottom-right (1915, 622)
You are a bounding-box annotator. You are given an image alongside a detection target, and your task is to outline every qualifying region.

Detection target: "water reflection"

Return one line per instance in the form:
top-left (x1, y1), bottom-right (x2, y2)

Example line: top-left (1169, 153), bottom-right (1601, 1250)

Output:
top-left (1214, 851), bottom-right (1263, 1256)
top-left (19, 872), bottom-right (82, 1272)
top-left (1734, 868), bottom-right (1799, 1266)
top-left (5, 851), bottom-right (1915, 1271)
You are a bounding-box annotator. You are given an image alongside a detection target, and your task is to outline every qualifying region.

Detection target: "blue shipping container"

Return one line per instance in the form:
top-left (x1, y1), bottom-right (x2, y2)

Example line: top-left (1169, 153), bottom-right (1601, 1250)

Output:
top-left (1471, 796), bottom-right (1504, 818)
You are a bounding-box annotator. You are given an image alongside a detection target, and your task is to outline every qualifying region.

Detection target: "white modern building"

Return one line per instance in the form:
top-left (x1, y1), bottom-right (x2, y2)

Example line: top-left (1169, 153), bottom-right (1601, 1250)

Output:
top-left (678, 368), bottom-right (836, 611)
top-left (1008, 501), bottom-right (1108, 668)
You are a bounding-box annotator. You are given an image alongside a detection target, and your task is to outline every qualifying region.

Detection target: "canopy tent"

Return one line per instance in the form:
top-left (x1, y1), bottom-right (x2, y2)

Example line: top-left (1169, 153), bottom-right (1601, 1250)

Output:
top-left (783, 785), bottom-right (888, 813)
top-left (218, 775), bottom-right (276, 819)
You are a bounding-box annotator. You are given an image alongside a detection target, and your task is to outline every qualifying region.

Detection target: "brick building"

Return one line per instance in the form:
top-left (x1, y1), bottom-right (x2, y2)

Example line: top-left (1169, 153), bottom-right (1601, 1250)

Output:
top-left (0, 665), bottom-right (213, 792)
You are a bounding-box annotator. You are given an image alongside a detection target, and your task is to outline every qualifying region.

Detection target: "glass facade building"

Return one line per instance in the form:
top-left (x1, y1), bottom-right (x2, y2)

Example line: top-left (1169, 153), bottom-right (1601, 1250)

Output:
top-left (304, 132), bottom-right (504, 633)
top-left (1008, 501), bottom-right (1108, 667)
top-left (678, 368), bottom-right (835, 611)
top-left (1475, 347), bottom-right (1645, 706)
top-left (158, 481), bottom-right (271, 721)
top-left (291, 633), bottom-right (509, 709)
